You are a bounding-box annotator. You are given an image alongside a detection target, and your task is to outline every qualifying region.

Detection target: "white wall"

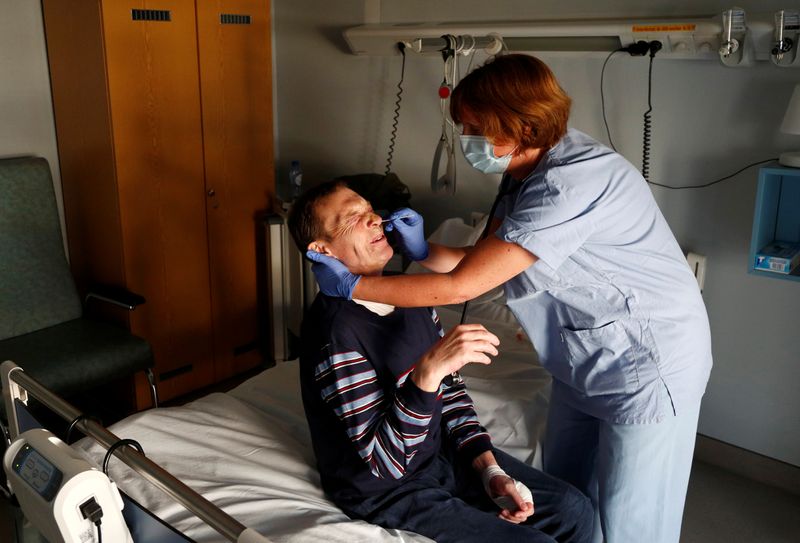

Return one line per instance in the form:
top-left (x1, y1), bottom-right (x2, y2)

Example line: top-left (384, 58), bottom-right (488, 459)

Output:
top-left (0, 0), bottom-right (63, 240)
top-left (274, 0), bottom-right (800, 466)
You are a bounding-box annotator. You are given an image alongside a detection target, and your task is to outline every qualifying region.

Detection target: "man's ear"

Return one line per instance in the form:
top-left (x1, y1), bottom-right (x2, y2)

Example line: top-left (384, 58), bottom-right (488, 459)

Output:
top-left (307, 241), bottom-right (333, 256)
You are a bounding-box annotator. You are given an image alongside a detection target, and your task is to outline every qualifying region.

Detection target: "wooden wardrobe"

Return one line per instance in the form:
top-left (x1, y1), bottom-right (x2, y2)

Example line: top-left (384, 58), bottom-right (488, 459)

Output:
top-left (42, 0), bottom-right (275, 407)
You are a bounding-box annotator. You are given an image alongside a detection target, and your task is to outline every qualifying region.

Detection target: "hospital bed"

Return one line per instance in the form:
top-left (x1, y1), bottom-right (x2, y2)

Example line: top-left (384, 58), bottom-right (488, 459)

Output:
top-left (2, 218), bottom-right (553, 543)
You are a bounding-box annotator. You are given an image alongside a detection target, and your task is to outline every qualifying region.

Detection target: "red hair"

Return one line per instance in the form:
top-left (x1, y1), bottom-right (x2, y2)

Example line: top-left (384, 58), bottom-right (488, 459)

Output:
top-left (451, 54), bottom-right (571, 150)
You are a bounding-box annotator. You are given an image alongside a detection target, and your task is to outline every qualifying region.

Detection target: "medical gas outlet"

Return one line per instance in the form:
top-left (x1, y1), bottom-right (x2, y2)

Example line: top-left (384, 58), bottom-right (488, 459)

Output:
top-left (718, 7), bottom-right (753, 66)
top-left (772, 10), bottom-right (799, 66)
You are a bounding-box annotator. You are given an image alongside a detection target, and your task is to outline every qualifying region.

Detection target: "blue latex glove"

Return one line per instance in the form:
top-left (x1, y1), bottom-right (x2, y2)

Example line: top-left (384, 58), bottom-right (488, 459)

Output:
top-left (384, 208), bottom-right (429, 261)
top-left (305, 251), bottom-right (361, 300)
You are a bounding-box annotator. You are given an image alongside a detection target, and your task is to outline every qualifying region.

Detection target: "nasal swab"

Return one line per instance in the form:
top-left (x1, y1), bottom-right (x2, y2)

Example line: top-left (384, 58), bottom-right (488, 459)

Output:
top-left (381, 214), bottom-right (412, 223)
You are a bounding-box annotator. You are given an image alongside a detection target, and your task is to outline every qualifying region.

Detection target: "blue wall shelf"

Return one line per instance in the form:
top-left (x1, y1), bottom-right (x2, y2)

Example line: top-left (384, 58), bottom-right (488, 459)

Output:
top-left (749, 165), bottom-right (800, 282)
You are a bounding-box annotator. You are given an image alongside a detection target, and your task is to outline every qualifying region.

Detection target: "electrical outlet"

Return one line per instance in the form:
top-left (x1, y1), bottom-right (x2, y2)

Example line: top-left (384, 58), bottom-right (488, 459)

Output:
top-left (686, 252), bottom-right (707, 291)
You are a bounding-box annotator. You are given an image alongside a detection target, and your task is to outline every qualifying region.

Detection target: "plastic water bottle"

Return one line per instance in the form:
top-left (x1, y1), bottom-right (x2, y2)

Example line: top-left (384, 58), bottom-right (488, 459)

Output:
top-left (289, 160), bottom-right (303, 200)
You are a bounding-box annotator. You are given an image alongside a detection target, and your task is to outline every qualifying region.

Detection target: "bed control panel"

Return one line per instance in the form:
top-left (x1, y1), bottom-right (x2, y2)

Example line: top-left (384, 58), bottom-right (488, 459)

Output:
top-left (10, 443), bottom-right (63, 502)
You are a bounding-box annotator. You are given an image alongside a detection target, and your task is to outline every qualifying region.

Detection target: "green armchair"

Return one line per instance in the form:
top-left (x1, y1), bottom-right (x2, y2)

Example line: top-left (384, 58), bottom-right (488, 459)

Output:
top-left (0, 157), bottom-right (157, 427)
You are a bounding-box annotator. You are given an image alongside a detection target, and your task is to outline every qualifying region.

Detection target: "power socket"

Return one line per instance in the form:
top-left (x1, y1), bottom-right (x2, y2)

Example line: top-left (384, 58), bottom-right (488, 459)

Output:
top-left (686, 252), bottom-right (707, 291)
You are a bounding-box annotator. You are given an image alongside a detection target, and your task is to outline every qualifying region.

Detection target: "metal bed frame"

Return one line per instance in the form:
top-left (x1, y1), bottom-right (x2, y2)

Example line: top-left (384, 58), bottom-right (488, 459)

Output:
top-left (1, 360), bottom-right (272, 543)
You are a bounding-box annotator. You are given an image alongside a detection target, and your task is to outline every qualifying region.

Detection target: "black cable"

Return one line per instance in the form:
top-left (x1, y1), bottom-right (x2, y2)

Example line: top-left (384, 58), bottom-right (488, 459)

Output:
top-left (65, 413), bottom-right (102, 444)
top-left (602, 41), bottom-right (652, 155)
top-left (460, 178), bottom-right (515, 325)
top-left (600, 41), bottom-right (766, 190)
top-left (446, 179), bottom-right (515, 388)
top-left (80, 497), bottom-right (103, 542)
top-left (102, 438), bottom-right (145, 475)
top-left (600, 49), bottom-right (623, 152)
top-left (385, 43), bottom-right (406, 176)
top-left (647, 158), bottom-right (777, 190)
top-left (641, 56), bottom-right (654, 180)
top-left (641, 42), bottom-right (661, 181)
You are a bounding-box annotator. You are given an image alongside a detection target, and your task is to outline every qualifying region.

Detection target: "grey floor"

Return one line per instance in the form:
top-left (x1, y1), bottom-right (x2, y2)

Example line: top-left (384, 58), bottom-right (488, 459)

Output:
top-left (682, 460), bottom-right (800, 543)
top-left (1, 459), bottom-right (799, 542)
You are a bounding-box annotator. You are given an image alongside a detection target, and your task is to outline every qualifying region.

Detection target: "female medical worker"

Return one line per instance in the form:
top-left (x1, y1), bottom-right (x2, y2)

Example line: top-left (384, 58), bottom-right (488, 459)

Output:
top-left (308, 54), bottom-right (712, 543)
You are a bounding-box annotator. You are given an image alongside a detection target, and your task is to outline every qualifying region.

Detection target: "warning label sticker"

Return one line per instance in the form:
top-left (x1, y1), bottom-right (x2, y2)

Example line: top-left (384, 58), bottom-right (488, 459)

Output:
top-left (632, 24), bottom-right (696, 33)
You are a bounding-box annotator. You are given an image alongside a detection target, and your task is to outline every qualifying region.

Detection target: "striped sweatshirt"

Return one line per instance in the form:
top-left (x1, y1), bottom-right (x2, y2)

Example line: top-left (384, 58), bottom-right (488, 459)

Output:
top-left (299, 294), bottom-right (493, 511)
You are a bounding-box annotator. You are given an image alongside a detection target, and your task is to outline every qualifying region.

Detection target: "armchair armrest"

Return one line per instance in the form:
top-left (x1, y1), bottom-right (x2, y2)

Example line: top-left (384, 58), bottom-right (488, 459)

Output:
top-left (84, 284), bottom-right (146, 311)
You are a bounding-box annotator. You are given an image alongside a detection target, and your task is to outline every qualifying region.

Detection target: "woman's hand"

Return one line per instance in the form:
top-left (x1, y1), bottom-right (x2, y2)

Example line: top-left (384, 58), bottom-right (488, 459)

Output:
top-left (385, 208), bottom-right (429, 261)
top-left (305, 251), bottom-right (361, 300)
top-left (487, 473), bottom-right (534, 524)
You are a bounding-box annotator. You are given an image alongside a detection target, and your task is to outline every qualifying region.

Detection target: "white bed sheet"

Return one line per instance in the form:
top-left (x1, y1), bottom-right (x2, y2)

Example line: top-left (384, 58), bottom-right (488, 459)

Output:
top-left (76, 218), bottom-right (552, 543)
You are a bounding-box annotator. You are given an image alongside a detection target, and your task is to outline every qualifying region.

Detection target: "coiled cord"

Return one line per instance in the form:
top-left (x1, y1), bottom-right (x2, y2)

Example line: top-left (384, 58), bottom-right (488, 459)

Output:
top-left (600, 41), bottom-right (774, 189)
top-left (641, 51), bottom-right (656, 181)
top-left (641, 104), bottom-right (652, 180)
top-left (601, 41), bottom-right (660, 176)
top-left (641, 42), bottom-right (661, 181)
top-left (385, 43), bottom-right (406, 176)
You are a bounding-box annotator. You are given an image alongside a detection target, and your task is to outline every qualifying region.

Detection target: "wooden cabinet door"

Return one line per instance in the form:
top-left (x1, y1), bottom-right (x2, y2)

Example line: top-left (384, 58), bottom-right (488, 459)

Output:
top-left (101, 0), bottom-right (215, 402)
top-left (196, 0), bottom-right (275, 380)
top-left (41, 0), bottom-right (126, 294)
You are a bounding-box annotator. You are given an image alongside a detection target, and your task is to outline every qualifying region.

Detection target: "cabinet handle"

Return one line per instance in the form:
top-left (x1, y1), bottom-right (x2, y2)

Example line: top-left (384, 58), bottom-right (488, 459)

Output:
top-left (207, 189), bottom-right (216, 197)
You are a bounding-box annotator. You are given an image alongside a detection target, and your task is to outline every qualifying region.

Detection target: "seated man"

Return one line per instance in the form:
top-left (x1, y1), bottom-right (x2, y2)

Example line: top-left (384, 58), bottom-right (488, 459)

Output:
top-left (288, 180), bottom-right (592, 543)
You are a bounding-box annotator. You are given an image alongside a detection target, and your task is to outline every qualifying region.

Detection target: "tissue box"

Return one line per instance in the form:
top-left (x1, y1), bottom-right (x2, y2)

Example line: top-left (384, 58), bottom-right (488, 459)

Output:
top-left (754, 241), bottom-right (800, 274)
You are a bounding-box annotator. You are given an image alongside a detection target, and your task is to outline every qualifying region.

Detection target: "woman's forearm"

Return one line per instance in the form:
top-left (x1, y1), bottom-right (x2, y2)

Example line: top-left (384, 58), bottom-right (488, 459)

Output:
top-left (415, 217), bottom-right (502, 273)
top-left (353, 235), bottom-right (537, 307)
top-left (354, 271), bottom-right (472, 307)
top-left (418, 242), bottom-right (470, 273)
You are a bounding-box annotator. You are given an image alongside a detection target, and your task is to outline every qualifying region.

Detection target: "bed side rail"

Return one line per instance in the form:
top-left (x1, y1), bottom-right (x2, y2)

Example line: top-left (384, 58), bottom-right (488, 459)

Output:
top-left (1, 360), bottom-right (272, 543)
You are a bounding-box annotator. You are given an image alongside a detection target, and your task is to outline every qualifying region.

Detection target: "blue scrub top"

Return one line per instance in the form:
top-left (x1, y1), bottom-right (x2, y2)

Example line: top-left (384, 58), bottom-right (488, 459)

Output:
top-left (495, 129), bottom-right (712, 424)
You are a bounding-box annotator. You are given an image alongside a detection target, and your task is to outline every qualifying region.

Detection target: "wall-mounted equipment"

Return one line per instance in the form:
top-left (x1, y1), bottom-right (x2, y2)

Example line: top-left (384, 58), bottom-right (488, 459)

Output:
top-left (404, 34), bottom-right (504, 56)
top-left (749, 166), bottom-right (800, 282)
top-left (772, 10), bottom-right (799, 66)
top-left (718, 7), bottom-right (749, 66)
top-left (344, 10), bottom-right (800, 67)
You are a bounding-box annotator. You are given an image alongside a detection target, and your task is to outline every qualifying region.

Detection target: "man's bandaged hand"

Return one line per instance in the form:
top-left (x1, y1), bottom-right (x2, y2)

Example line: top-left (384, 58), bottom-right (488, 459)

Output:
top-left (481, 465), bottom-right (534, 524)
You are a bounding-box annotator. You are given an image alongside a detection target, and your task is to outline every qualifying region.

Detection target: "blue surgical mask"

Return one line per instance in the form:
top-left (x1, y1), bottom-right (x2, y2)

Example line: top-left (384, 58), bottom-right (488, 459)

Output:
top-left (459, 135), bottom-right (514, 174)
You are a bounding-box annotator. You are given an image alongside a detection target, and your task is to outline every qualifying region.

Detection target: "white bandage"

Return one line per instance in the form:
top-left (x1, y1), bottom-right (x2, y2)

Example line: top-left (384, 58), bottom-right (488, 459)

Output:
top-left (481, 465), bottom-right (534, 511)
top-left (481, 465), bottom-right (507, 494)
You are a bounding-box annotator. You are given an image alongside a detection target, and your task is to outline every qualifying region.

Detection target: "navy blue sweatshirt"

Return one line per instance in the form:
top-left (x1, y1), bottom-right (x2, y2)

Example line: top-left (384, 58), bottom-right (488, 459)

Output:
top-left (299, 294), bottom-right (493, 511)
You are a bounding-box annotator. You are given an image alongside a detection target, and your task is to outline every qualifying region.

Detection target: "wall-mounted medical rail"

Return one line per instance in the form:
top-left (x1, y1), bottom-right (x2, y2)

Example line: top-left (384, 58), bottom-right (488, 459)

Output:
top-left (1, 360), bottom-right (268, 543)
top-left (404, 34), bottom-right (504, 55)
top-left (344, 9), bottom-right (800, 67)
